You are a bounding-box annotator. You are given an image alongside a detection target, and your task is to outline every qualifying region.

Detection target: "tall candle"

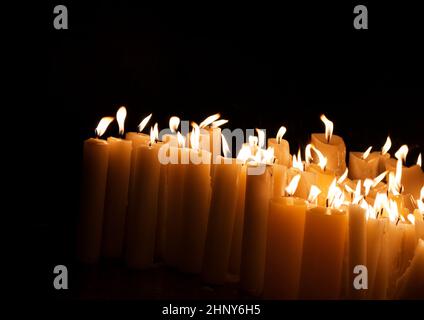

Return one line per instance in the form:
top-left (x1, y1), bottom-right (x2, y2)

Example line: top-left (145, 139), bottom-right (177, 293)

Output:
top-left (240, 164), bottom-right (272, 296)
top-left (101, 136), bottom-right (132, 258)
top-left (228, 164), bottom-right (247, 276)
top-left (77, 117), bottom-right (113, 263)
top-left (366, 217), bottom-right (385, 298)
top-left (125, 134), bottom-right (162, 269)
top-left (202, 157), bottom-right (241, 284)
top-left (271, 163), bottom-right (287, 198)
top-left (179, 148), bottom-right (212, 273)
top-left (348, 204), bottom-right (367, 298)
top-left (264, 196), bottom-right (306, 299)
top-left (299, 206), bottom-right (348, 299)
top-left (163, 145), bottom-right (189, 267)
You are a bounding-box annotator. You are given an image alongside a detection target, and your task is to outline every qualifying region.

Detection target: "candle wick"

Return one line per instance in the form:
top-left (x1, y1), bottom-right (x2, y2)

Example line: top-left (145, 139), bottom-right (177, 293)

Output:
top-left (396, 216), bottom-right (401, 226)
top-left (326, 198), bottom-right (329, 208)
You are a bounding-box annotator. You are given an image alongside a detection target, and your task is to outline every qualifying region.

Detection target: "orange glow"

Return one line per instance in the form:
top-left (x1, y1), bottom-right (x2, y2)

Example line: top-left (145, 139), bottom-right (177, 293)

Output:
top-left (382, 136), bottom-right (391, 155)
top-left (417, 153), bottom-right (422, 167)
top-left (190, 122), bottom-right (200, 150)
top-left (362, 146), bottom-right (372, 160)
top-left (308, 185), bottom-right (321, 204)
top-left (337, 168), bottom-right (348, 184)
top-left (211, 119), bottom-right (228, 128)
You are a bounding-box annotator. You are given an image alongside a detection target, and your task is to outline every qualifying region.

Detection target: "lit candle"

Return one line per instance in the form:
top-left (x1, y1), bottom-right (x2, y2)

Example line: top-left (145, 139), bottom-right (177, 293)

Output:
top-left (179, 123), bottom-right (212, 274)
top-left (347, 203), bottom-right (367, 298)
top-left (349, 146), bottom-right (380, 180)
top-left (163, 133), bottom-right (190, 267)
top-left (267, 126), bottom-right (290, 167)
top-left (202, 136), bottom-right (241, 284)
top-left (310, 114), bottom-right (346, 176)
top-left (385, 145), bottom-right (424, 199)
top-left (299, 206), bottom-right (348, 299)
top-left (240, 163), bottom-right (273, 296)
top-left (125, 124), bottom-right (162, 269)
top-left (228, 157), bottom-right (247, 277)
top-left (77, 116), bottom-right (113, 263)
top-left (263, 175), bottom-right (306, 299)
top-left (102, 107), bottom-right (132, 258)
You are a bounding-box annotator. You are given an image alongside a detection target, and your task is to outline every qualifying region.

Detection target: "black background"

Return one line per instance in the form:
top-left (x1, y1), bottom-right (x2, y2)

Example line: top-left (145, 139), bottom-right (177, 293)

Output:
top-left (24, 0), bottom-right (424, 310)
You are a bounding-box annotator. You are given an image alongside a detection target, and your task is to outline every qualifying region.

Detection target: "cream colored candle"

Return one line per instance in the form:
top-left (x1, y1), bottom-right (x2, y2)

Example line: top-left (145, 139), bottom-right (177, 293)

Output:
top-left (348, 204), bottom-right (367, 298)
top-left (398, 220), bottom-right (417, 278)
top-left (267, 126), bottom-right (290, 167)
top-left (366, 217), bottom-right (386, 298)
top-left (154, 160), bottom-right (168, 260)
top-left (163, 145), bottom-right (189, 267)
top-left (386, 221), bottom-right (404, 298)
top-left (228, 163), bottom-right (247, 276)
top-left (264, 196), bottom-right (306, 299)
top-left (240, 164), bottom-right (272, 296)
top-left (395, 239), bottom-right (424, 299)
top-left (202, 156), bottom-right (241, 284)
top-left (125, 136), bottom-right (162, 269)
top-left (372, 218), bottom-right (390, 299)
top-left (310, 115), bottom-right (346, 176)
top-left (77, 117), bottom-right (113, 264)
top-left (101, 136), bottom-right (132, 258)
top-left (299, 206), bottom-right (348, 299)
top-left (179, 148), bottom-right (212, 273)
top-left (349, 147), bottom-right (380, 180)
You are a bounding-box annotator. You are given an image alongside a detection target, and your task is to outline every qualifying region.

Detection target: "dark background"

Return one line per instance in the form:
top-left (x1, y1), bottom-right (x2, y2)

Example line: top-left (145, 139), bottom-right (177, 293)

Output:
top-left (26, 1), bottom-right (424, 305)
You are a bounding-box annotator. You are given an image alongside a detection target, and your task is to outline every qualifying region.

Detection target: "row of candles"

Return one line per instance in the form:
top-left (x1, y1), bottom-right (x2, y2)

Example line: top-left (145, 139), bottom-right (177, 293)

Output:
top-left (78, 107), bottom-right (424, 299)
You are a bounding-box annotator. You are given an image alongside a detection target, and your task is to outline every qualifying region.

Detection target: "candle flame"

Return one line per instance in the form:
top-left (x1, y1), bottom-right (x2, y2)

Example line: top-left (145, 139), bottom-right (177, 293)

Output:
top-left (221, 134), bottom-right (231, 158)
top-left (362, 146), bottom-right (372, 160)
top-left (190, 122), bottom-right (200, 150)
top-left (211, 119), bottom-right (228, 128)
top-left (138, 113), bottom-right (152, 132)
top-left (305, 144), bottom-right (313, 164)
top-left (169, 116), bottom-right (180, 133)
top-left (116, 106), bottom-right (127, 135)
top-left (382, 136), bottom-right (392, 155)
top-left (337, 168), bottom-right (348, 184)
top-left (372, 171), bottom-right (387, 187)
top-left (249, 135), bottom-right (258, 147)
top-left (407, 214), bottom-right (415, 225)
top-left (237, 144), bottom-right (252, 163)
top-left (292, 153), bottom-right (304, 171)
top-left (388, 171), bottom-right (400, 196)
top-left (177, 132), bottom-right (186, 148)
top-left (320, 114), bottom-right (334, 143)
top-left (199, 113), bottom-right (220, 129)
top-left (327, 178), bottom-right (345, 208)
top-left (311, 145), bottom-right (328, 171)
top-left (421, 186), bottom-right (424, 201)
top-left (363, 178), bottom-right (374, 197)
top-left (395, 158), bottom-right (403, 194)
top-left (263, 147), bottom-right (275, 164)
top-left (417, 153), bottom-right (422, 167)
top-left (256, 129), bottom-right (266, 149)
top-left (373, 192), bottom-right (388, 216)
top-left (308, 185), bottom-right (322, 203)
top-left (352, 180), bottom-right (363, 204)
top-left (395, 145), bottom-right (408, 163)
top-left (150, 123), bottom-right (159, 145)
top-left (276, 126), bottom-right (287, 144)
top-left (95, 117), bottom-right (114, 137)
top-left (285, 174), bottom-right (301, 196)
top-left (345, 184), bottom-right (355, 194)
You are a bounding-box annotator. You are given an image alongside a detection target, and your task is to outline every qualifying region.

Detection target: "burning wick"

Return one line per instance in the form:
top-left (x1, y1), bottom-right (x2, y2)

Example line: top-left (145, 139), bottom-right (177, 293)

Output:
top-left (320, 114), bottom-right (333, 144)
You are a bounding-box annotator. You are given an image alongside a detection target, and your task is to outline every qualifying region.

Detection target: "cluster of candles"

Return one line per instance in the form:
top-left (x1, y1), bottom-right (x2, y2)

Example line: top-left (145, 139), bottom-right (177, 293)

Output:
top-left (78, 107), bottom-right (424, 299)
